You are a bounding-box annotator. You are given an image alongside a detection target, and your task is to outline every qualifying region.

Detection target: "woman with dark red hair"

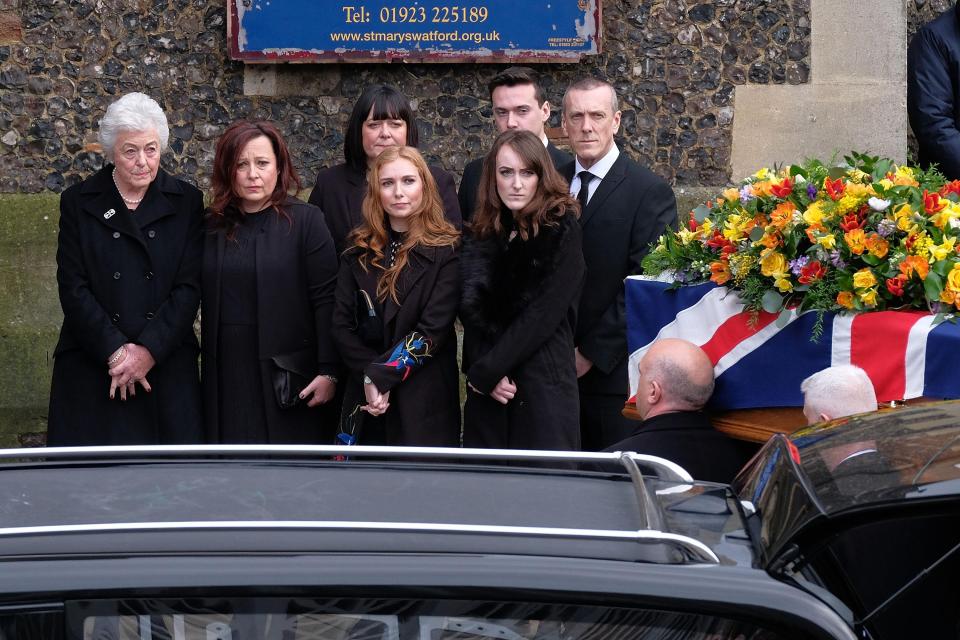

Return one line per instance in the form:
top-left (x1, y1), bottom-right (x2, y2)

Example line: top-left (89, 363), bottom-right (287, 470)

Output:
top-left (201, 121), bottom-right (339, 443)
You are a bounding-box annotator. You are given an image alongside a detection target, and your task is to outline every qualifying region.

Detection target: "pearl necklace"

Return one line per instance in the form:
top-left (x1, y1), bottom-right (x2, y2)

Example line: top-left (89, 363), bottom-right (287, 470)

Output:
top-left (112, 169), bottom-right (144, 206)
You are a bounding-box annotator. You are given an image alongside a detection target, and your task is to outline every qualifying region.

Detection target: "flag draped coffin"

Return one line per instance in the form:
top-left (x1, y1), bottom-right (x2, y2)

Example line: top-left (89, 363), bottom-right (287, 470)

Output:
top-left (626, 277), bottom-right (960, 411)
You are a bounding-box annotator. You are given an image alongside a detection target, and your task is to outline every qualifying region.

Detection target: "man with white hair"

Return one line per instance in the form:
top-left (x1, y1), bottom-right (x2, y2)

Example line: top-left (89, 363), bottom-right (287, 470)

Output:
top-left (801, 365), bottom-right (878, 425)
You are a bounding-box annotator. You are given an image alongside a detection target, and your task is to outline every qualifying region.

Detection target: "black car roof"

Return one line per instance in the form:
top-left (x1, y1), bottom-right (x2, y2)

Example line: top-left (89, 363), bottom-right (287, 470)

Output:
top-left (0, 446), bottom-right (747, 566)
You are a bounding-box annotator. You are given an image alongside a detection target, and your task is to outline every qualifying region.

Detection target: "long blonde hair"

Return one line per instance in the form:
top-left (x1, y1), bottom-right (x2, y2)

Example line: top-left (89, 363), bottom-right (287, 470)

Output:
top-left (349, 146), bottom-right (460, 303)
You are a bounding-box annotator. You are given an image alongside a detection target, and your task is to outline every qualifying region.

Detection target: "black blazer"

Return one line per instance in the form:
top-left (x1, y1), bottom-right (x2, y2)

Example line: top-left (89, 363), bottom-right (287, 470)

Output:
top-left (48, 166), bottom-right (204, 445)
top-left (908, 3), bottom-right (960, 179)
top-left (201, 197), bottom-right (340, 440)
top-left (563, 152), bottom-right (678, 396)
top-left (308, 162), bottom-right (462, 256)
top-left (458, 142), bottom-right (572, 222)
top-left (604, 411), bottom-right (755, 483)
top-left (331, 243), bottom-right (461, 446)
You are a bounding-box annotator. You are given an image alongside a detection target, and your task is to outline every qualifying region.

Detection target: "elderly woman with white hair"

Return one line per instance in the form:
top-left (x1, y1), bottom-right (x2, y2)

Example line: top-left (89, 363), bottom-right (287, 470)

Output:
top-left (47, 92), bottom-right (204, 446)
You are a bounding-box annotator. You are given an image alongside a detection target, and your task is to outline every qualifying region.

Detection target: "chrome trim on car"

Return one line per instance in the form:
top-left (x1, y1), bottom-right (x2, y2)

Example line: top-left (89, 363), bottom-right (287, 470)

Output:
top-left (0, 520), bottom-right (720, 564)
top-left (0, 446), bottom-right (694, 482)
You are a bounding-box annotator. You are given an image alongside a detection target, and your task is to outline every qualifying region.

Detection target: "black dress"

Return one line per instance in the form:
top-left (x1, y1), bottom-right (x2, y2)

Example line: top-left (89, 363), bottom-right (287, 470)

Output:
top-left (216, 211), bottom-right (269, 443)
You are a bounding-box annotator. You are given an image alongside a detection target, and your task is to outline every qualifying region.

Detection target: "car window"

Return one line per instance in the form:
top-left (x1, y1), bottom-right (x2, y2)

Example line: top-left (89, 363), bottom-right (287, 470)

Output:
top-left (21, 597), bottom-right (801, 640)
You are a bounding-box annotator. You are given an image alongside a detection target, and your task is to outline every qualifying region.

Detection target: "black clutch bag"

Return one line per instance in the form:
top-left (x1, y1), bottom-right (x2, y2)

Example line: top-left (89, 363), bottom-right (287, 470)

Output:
top-left (270, 349), bottom-right (315, 410)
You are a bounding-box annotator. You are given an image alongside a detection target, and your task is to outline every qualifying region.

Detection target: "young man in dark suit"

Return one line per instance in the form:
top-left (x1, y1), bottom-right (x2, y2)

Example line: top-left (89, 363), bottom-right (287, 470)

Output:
top-left (561, 77), bottom-right (678, 451)
top-left (605, 339), bottom-right (751, 483)
top-left (458, 67), bottom-right (572, 221)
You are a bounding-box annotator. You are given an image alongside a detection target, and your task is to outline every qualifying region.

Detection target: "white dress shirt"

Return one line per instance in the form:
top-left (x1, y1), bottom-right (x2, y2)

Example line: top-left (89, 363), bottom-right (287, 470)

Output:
top-left (569, 144), bottom-right (620, 206)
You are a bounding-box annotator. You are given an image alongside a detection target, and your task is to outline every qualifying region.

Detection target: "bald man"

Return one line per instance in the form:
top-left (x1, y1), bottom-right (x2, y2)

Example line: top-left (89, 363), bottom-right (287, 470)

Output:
top-left (604, 339), bottom-right (753, 482)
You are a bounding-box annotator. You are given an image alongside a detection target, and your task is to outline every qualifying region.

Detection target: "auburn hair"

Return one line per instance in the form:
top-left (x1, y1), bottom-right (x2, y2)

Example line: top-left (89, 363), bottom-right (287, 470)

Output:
top-left (472, 129), bottom-right (578, 241)
top-left (349, 146), bottom-right (459, 303)
top-left (207, 120), bottom-right (301, 237)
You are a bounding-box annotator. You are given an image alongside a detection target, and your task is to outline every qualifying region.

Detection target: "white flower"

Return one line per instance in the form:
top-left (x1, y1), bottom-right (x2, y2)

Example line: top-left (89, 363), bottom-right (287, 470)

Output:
top-left (868, 197), bottom-right (891, 211)
top-left (950, 218), bottom-right (960, 230)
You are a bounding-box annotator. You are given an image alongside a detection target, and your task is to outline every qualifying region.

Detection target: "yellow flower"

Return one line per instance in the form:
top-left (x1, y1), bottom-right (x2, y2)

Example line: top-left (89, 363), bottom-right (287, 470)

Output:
top-left (852, 268), bottom-right (877, 289)
top-left (835, 194), bottom-right (862, 215)
top-left (678, 228), bottom-right (697, 245)
top-left (759, 250), bottom-right (788, 277)
top-left (723, 213), bottom-right (747, 242)
top-left (859, 288), bottom-right (879, 308)
top-left (947, 263), bottom-right (960, 293)
top-left (803, 201), bottom-right (824, 225)
top-left (894, 166), bottom-right (917, 186)
top-left (722, 187), bottom-right (740, 202)
top-left (774, 274), bottom-right (793, 292)
top-left (848, 169), bottom-right (870, 184)
top-left (753, 167), bottom-right (771, 181)
top-left (837, 291), bottom-right (855, 309)
top-left (699, 218), bottom-right (714, 236)
top-left (940, 289), bottom-right (955, 305)
top-left (894, 204), bottom-right (919, 233)
top-left (816, 233), bottom-right (837, 250)
top-left (846, 182), bottom-right (873, 198)
top-left (878, 178), bottom-right (894, 190)
top-left (912, 232), bottom-right (933, 259)
top-left (929, 237), bottom-right (957, 263)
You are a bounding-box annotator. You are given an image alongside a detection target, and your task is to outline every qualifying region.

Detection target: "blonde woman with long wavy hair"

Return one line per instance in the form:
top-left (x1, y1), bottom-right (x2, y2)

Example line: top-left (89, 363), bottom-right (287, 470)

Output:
top-left (331, 146), bottom-right (461, 446)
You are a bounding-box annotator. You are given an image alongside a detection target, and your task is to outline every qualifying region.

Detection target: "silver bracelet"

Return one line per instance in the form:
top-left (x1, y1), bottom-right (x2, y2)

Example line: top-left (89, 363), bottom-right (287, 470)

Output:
top-left (321, 374), bottom-right (338, 384)
top-left (107, 345), bottom-right (126, 366)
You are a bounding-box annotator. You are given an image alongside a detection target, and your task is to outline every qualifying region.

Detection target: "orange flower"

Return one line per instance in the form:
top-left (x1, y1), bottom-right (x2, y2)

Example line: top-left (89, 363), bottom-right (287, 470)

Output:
top-left (886, 274), bottom-right (907, 297)
top-left (759, 231), bottom-right (782, 249)
top-left (836, 291), bottom-right (855, 309)
top-left (899, 255), bottom-right (930, 281)
top-left (864, 233), bottom-right (889, 258)
top-left (770, 202), bottom-right (795, 229)
top-left (710, 261), bottom-right (731, 285)
top-left (844, 228), bottom-right (867, 255)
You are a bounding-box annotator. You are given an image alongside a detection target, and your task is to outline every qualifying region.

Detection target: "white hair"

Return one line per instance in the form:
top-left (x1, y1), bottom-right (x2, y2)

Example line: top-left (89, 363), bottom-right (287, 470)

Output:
top-left (98, 92), bottom-right (169, 162)
top-left (801, 365), bottom-right (878, 420)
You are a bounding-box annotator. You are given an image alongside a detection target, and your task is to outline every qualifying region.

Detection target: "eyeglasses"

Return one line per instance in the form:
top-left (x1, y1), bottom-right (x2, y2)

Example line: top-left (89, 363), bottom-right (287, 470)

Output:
top-left (119, 145), bottom-right (160, 161)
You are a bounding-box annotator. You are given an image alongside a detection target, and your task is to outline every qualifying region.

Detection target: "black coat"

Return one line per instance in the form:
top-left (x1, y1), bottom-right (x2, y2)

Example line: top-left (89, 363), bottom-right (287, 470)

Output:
top-left (562, 154), bottom-right (677, 396)
top-left (604, 411), bottom-right (754, 483)
top-left (201, 197), bottom-right (340, 443)
top-left (458, 142), bottom-right (572, 222)
top-left (47, 166), bottom-right (204, 446)
top-left (908, 4), bottom-right (960, 180)
top-left (331, 243), bottom-right (461, 446)
top-left (460, 210), bottom-right (585, 450)
top-left (308, 162), bottom-right (462, 256)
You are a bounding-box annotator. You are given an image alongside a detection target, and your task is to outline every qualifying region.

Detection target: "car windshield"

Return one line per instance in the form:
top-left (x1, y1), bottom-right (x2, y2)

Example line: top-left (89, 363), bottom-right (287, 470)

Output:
top-left (790, 401), bottom-right (960, 513)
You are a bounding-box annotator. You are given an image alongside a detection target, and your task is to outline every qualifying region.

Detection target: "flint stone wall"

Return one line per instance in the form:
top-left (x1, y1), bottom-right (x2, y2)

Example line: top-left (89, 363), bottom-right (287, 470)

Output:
top-left (0, 0), bottom-right (819, 193)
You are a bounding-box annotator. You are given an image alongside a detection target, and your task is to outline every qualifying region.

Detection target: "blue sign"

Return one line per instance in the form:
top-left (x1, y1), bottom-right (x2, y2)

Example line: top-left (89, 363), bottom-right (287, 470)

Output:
top-left (229, 0), bottom-right (601, 62)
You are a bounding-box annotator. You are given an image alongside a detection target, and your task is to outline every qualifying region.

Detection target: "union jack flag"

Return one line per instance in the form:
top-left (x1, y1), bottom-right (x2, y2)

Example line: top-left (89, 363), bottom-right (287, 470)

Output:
top-left (626, 277), bottom-right (960, 410)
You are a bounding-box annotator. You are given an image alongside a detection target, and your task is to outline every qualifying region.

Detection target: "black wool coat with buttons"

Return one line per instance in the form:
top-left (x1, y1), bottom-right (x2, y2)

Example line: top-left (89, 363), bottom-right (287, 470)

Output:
top-left (48, 165), bottom-right (204, 446)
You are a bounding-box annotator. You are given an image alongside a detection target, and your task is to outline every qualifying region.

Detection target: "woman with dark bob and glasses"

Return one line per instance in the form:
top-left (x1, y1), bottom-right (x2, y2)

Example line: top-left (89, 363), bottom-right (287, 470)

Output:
top-left (308, 83), bottom-right (461, 256)
top-left (201, 121), bottom-right (340, 443)
top-left (460, 129), bottom-right (585, 451)
top-left (48, 92), bottom-right (204, 446)
top-left (331, 146), bottom-right (461, 446)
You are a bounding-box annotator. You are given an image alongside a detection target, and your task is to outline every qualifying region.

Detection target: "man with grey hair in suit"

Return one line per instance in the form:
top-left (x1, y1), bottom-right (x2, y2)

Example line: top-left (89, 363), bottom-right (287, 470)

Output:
top-left (801, 365), bottom-right (878, 425)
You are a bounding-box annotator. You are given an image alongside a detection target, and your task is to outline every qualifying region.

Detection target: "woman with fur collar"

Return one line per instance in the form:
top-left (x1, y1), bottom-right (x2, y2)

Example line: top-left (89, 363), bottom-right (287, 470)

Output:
top-left (460, 130), bottom-right (585, 450)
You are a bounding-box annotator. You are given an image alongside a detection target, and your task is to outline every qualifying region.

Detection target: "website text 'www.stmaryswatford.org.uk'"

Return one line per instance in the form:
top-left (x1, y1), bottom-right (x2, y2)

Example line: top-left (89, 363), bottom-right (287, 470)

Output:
top-left (330, 29), bottom-right (501, 44)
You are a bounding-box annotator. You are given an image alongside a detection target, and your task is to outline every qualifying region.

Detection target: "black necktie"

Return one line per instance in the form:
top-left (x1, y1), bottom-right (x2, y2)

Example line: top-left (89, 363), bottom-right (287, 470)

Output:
top-left (577, 171), bottom-right (594, 209)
